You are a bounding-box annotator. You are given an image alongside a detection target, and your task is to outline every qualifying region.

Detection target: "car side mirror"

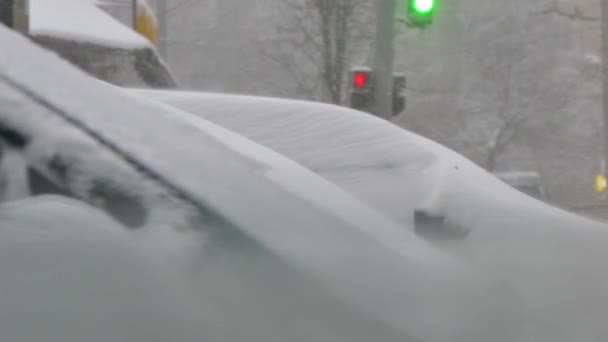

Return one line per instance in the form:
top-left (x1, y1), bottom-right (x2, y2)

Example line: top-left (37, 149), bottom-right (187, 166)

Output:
top-left (414, 210), bottom-right (470, 241)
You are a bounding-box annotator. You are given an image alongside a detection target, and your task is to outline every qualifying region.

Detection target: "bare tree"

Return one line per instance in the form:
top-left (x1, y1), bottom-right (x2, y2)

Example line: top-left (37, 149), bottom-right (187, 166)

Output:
top-left (464, 2), bottom-right (531, 172)
top-left (264, 0), bottom-right (373, 104)
top-left (483, 62), bottom-right (526, 172)
top-left (530, 1), bottom-right (599, 22)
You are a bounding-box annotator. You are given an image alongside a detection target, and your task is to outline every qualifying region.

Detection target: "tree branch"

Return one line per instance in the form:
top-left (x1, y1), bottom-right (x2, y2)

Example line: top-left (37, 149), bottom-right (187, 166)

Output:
top-left (530, 2), bottom-right (599, 22)
top-left (260, 0), bottom-right (372, 103)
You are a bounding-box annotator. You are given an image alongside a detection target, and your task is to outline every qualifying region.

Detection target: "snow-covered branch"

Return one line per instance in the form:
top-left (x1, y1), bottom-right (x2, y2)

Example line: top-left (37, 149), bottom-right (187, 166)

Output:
top-left (530, 2), bottom-right (599, 22)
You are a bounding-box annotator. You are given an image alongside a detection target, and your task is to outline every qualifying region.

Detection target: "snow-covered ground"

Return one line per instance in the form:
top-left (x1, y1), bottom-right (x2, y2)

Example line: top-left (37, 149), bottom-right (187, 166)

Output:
top-left (31, 0), bottom-right (150, 49)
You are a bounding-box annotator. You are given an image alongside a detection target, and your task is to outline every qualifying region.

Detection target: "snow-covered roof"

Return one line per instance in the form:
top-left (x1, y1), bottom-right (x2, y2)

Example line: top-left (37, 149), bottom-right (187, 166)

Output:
top-left (31, 0), bottom-right (150, 49)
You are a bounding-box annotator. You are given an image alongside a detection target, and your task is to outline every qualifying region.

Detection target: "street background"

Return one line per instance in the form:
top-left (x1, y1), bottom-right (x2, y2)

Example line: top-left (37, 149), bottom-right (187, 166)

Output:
top-left (140, 0), bottom-right (603, 208)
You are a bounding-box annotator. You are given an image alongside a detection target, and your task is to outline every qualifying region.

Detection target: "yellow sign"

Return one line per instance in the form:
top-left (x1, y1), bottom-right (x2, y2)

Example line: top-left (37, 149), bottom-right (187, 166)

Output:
top-left (135, 1), bottom-right (159, 46)
top-left (596, 175), bottom-right (607, 193)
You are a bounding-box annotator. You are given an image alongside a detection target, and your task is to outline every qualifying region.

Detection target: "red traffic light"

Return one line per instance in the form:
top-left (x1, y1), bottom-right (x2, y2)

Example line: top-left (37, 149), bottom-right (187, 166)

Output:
top-left (353, 72), bottom-right (368, 89)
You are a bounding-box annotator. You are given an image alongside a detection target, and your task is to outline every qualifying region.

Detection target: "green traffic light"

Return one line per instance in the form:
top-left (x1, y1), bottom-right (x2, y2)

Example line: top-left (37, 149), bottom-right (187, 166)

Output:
top-left (412, 0), bottom-right (434, 14)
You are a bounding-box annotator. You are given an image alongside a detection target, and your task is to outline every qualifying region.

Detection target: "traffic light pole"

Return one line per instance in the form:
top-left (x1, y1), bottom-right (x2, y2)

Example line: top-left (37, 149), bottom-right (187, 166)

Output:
top-left (602, 0), bottom-right (608, 192)
top-left (0, 0), bottom-right (14, 28)
top-left (132, 0), bottom-right (137, 29)
top-left (373, 0), bottom-right (397, 120)
top-left (602, 0), bottom-right (608, 170)
top-left (157, 0), bottom-right (168, 60)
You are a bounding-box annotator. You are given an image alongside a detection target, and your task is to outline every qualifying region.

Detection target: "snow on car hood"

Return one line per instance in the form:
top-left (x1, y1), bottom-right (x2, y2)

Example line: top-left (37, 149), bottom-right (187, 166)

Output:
top-left (0, 26), bottom-right (514, 342)
top-left (132, 87), bottom-right (608, 342)
top-left (0, 195), bottom-right (209, 342)
top-left (31, 0), bottom-right (150, 49)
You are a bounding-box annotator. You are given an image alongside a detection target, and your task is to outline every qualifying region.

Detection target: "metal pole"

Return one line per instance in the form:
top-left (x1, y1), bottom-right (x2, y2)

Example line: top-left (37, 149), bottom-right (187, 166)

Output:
top-left (0, 0), bottom-right (29, 34)
top-left (0, 0), bottom-right (14, 28)
top-left (373, 0), bottom-right (396, 119)
top-left (601, 0), bottom-right (608, 180)
top-left (132, 0), bottom-right (137, 29)
top-left (15, 0), bottom-right (28, 34)
top-left (157, 0), bottom-right (167, 60)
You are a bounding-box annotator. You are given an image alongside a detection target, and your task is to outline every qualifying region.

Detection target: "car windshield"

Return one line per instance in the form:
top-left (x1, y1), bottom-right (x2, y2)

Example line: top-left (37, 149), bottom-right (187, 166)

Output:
top-left (2, 1), bottom-right (608, 341)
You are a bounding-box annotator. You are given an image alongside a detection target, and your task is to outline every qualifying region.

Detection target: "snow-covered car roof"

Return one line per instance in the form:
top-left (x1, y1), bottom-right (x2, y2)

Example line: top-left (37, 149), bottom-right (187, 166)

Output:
top-left (130, 89), bottom-right (578, 227)
top-left (0, 25), bottom-right (502, 342)
top-left (132, 88), bottom-right (608, 342)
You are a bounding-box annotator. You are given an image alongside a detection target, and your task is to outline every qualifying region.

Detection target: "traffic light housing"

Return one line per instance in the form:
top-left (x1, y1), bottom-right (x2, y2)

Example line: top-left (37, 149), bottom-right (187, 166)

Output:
top-left (349, 68), bottom-right (374, 113)
top-left (348, 67), bottom-right (406, 117)
top-left (392, 73), bottom-right (406, 116)
top-left (406, 0), bottom-right (435, 28)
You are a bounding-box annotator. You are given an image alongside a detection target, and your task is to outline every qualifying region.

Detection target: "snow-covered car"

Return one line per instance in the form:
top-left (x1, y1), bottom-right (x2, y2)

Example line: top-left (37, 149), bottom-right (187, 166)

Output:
top-left (493, 171), bottom-right (548, 201)
top-left (0, 24), bottom-right (508, 342)
top-left (30, 0), bottom-right (176, 88)
top-left (5, 18), bottom-right (608, 342)
top-left (0, 195), bottom-right (209, 342)
top-left (131, 88), bottom-right (608, 342)
top-left (129, 90), bottom-right (578, 231)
